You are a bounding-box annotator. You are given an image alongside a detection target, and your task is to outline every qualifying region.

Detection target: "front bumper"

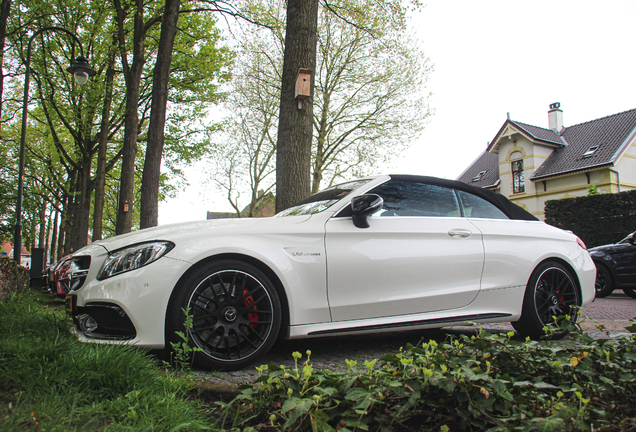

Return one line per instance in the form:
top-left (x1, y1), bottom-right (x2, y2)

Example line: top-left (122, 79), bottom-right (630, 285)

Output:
top-left (67, 252), bottom-right (191, 349)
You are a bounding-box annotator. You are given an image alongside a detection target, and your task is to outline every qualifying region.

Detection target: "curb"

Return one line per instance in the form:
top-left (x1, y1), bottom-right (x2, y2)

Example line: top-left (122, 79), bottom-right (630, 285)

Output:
top-left (194, 381), bottom-right (242, 401)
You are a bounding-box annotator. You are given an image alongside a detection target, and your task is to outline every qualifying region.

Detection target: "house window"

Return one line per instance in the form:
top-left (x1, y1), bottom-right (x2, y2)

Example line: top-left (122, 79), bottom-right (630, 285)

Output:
top-left (583, 145), bottom-right (599, 157)
top-left (511, 159), bottom-right (524, 194)
top-left (472, 170), bottom-right (487, 182)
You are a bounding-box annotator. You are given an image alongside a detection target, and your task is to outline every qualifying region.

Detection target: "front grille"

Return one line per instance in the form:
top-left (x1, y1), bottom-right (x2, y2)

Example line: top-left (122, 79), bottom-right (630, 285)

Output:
top-left (73, 303), bottom-right (136, 340)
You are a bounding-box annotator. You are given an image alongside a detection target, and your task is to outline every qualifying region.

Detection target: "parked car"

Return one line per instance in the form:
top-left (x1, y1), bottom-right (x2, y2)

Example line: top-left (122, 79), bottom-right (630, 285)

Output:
top-left (589, 232), bottom-right (636, 298)
top-left (43, 255), bottom-right (88, 299)
top-left (62, 175), bottom-right (595, 370)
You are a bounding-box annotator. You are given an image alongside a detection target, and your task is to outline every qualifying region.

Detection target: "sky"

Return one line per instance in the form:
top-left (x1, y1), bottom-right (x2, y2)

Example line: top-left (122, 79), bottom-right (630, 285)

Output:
top-left (158, 0), bottom-right (636, 225)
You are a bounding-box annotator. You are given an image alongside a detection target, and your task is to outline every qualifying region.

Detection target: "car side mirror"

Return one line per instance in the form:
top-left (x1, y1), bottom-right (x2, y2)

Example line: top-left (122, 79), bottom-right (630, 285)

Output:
top-left (351, 194), bottom-right (383, 228)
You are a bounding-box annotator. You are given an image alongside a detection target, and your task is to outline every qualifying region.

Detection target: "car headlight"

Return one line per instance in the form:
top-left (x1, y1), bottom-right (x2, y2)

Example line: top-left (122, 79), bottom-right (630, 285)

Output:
top-left (98, 241), bottom-right (175, 280)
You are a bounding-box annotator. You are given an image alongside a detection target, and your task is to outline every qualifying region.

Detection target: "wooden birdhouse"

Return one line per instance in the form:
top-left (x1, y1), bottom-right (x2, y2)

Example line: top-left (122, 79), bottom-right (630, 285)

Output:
top-left (295, 68), bottom-right (312, 109)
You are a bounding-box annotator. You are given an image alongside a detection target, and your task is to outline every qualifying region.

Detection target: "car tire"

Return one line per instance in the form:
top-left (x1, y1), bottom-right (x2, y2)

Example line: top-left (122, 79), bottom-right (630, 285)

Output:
top-left (622, 287), bottom-right (636, 299)
top-left (512, 261), bottom-right (580, 340)
top-left (166, 259), bottom-right (282, 371)
top-left (594, 264), bottom-right (615, 298)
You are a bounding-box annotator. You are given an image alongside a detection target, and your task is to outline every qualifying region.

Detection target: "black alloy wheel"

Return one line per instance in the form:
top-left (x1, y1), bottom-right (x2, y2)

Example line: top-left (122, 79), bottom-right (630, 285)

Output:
top-left (167, 259), bottom-right (281, 371)
top-left (594, 264), bottom-right (614, 298)
top-left (513, 261), bottom-right (580, 340)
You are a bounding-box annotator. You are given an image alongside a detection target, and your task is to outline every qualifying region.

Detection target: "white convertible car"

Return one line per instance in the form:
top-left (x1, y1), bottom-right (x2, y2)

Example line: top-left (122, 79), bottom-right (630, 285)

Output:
top-left (63, 175), bottom-right (595, 370)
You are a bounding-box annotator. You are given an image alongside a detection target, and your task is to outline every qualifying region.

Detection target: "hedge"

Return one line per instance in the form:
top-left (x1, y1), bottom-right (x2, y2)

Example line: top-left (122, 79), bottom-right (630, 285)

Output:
top-left (0, 257), bottom-right (29, 301)
top-left (544, 189), bottom-right (636, 248)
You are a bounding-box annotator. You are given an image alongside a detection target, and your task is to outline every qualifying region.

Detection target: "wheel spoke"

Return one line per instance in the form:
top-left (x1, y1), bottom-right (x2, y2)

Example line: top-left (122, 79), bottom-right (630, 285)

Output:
top-left (231, 328), bottom-right (243, 358)
top-left (213, 273), bottom-right (230, 298)
top-left (246, 291), bottom-right (271, 308)
top-left (203, 328), bottom-right (225, 355)
top-left (244, 324), bottom-right (266, 342)
top-left (229, 271), bottom-right (239, 298)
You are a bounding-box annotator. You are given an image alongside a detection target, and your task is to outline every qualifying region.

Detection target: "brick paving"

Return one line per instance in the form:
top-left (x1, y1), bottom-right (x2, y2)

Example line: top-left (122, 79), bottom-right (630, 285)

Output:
top-left (196, 292), bottom-right (636, 386)
top-left (581, 291), bottom-right (636, 320)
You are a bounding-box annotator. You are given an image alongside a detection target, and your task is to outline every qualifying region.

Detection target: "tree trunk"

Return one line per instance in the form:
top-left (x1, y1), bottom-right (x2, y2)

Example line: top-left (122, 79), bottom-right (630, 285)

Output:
top-left (140, 0), bottom-right (181, 229)
top-left (275, 0), bottom-right (318, 212)
top-left (93, 50), bottom-right (117, 241)
top-left (50, 210), bottom-right (58, 263)
top-left (70, 153), bottom-right (92, 250)
top-left (37, 198), bottom-right (46, 248)
top-left (115, 0), bottom-right (147, 234)
top-left (63, 171), bottom-right (76, 255)
top-left (0, 0), bottom-right (10, 125)
top-left (55, 209), bottom-right (64, 261)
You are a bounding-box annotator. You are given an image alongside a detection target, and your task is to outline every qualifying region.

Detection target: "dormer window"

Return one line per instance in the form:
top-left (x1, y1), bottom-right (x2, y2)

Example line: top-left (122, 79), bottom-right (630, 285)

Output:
top-left (472, 170), bottom-right (487, 182)
top-left (583, 145), bottom-right (599, 157)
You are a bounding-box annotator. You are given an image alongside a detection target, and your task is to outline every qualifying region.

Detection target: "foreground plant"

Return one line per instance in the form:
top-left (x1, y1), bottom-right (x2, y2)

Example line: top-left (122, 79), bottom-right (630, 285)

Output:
top-left (166, 307), bottom-right (204, 373)
top-left (0, 291), bottom-right (210, 431)
top-left (217, 323), bottom-right (636, 431)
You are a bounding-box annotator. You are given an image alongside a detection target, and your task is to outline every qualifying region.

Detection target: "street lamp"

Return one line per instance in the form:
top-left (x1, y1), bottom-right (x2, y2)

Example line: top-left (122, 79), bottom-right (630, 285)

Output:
top-left (13, 27), bottom-right (96, 264)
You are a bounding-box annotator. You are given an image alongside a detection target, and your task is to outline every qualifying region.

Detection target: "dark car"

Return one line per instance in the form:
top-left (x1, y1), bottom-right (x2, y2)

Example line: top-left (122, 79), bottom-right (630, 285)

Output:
top-left (589, 232), bottom-right (636, 298)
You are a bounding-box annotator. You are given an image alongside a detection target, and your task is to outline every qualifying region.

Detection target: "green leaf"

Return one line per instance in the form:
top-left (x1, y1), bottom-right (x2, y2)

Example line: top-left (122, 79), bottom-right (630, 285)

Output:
top-left (533, 382), bottom-right (559, 390)
top-left (283, 398), bottom-right (314, 428)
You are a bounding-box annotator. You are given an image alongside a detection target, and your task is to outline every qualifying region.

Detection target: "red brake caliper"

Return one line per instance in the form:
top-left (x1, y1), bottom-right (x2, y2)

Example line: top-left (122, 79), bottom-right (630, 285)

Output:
top-left (242, 288), bottom-right (258, 328)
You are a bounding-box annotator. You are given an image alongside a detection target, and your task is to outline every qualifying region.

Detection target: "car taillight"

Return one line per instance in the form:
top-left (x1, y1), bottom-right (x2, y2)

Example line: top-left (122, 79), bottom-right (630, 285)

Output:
top-left (576, 237), bottom-right (587, 250)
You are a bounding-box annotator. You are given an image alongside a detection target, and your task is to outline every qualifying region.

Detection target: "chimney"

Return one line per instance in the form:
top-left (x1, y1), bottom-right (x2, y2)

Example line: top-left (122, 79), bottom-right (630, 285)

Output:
top-left (548, 102), bottom-right (563, 131)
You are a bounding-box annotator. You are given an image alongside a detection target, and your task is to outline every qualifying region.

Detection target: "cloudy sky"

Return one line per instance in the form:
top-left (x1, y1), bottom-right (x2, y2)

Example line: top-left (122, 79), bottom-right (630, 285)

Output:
top-left (158, 0), bottom-right (636, 225)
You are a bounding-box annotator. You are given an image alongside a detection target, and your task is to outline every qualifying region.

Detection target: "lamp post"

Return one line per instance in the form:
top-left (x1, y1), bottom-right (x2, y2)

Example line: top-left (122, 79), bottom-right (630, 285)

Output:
top-left (13, 27), bottom-right (96, 264)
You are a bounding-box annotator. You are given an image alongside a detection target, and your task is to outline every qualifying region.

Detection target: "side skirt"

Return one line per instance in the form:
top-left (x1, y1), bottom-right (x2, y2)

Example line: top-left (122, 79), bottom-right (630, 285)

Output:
top-left (307, 313), bottom-right (512, 336)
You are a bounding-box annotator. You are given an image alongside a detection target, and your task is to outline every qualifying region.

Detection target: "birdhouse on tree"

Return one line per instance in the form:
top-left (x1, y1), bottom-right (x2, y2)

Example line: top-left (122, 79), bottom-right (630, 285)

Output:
top-left (295, 68), bottom-right (312, 109)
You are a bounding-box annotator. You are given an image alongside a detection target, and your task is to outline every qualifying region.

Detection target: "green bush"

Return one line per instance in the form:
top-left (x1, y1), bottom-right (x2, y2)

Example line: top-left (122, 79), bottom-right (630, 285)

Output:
top-left (218, 324), bottom-right (636, 431)
top-left (0, 257), bottom-right (29, 302)
top-left (545, 189), bottom-right (636, 248)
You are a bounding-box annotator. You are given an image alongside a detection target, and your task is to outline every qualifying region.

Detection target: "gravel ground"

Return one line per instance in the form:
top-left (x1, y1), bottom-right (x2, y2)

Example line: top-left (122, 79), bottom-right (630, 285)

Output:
top-left (194, 292), bottom-right (636, 387)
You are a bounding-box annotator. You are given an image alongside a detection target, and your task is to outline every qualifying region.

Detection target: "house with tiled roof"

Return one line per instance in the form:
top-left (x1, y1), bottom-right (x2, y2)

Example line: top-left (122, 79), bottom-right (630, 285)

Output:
top-left (457, 104), bottom-right (636, 220)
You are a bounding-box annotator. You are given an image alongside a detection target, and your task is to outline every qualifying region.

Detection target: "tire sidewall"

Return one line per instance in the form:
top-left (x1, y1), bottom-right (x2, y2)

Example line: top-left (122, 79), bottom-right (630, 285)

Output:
top-left (594, 263), bottom-right (614, 298)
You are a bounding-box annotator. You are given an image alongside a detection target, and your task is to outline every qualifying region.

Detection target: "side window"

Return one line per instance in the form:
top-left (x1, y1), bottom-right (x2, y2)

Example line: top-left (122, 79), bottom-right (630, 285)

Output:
top-left (457, 190), bottom-right (509, 220)
top-left (511, 159), bottom-right (525, 194)
top-left (368, 181), bottom-right (461, 217)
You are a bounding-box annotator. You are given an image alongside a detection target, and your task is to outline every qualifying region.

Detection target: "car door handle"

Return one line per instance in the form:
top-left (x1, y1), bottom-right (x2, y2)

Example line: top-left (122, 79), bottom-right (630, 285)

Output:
top-left (448, 229), bottom-right (472, 239)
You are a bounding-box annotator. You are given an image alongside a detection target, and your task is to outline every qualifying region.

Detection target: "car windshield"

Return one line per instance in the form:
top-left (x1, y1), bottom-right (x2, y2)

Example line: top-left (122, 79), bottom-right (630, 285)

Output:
top-left (276, 179), bottom-right (371, 217)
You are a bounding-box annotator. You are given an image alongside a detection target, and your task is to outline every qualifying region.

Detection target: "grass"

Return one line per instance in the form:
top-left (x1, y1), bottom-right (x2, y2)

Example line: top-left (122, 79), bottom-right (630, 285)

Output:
top-left (0, 290), bottom-right (214, 431)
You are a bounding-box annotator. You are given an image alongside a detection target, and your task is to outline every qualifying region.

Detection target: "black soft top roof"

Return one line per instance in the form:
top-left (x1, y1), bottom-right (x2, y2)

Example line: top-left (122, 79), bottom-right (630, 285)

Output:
top-left (390, 175), bottom-right (538, 221)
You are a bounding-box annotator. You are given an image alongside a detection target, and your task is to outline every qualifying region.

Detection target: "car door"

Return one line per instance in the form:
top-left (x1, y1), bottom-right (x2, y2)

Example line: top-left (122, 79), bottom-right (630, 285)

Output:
top-left (324, 180), bottom-right (485, 322)
top-left (612, 234), bottom-right (636, 286)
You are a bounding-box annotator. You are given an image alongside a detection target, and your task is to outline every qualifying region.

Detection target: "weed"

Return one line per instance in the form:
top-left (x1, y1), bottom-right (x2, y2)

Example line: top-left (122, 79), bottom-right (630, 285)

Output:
top-left (168, 307), bottom-right (203, 372)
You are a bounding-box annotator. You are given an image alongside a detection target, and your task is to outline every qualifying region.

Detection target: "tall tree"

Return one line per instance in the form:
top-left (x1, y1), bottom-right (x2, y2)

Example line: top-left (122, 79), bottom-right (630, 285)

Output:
top-left (113, 0), bottom-right (159, 234)
top-left (213, 0), bottom-right (430, 213)
top-left (140, 0), bottom-right (180, 229)
top-left (0, 0), bottom-right (11, 124)
top-left (92, 45), bottom-right (117, 241)
top-left (275, 0), bottom-right (318, 212)
top-left (210, 21), bottom-right (281, 218)
top-left (311, 6), bottom-right (430, 192)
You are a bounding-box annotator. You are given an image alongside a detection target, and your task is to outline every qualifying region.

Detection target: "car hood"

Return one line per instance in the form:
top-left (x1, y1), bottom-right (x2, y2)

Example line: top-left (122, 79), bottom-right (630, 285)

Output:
top-left (89, 215), bottom-right (313, 252)
top-left (588, 243), bottom-right (622, 254)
